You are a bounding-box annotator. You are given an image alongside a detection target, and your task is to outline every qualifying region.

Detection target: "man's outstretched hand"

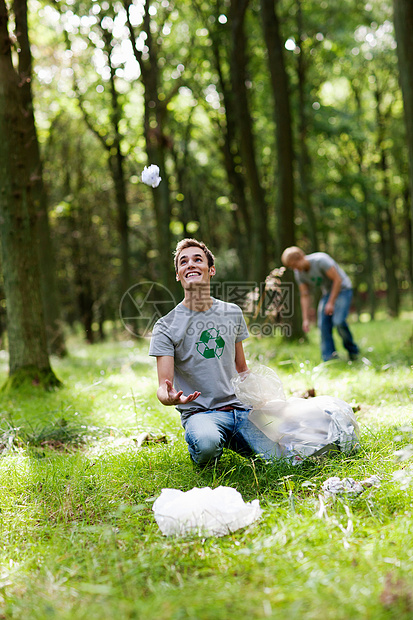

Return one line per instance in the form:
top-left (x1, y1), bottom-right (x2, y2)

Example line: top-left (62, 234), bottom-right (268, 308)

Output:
top-left (157, 379), bottom-right (201, 406)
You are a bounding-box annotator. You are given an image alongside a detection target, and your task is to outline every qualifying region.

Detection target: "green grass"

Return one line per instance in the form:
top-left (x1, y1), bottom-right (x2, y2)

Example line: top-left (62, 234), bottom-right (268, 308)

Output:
top-left (0, 315), bottom-right (412, 619)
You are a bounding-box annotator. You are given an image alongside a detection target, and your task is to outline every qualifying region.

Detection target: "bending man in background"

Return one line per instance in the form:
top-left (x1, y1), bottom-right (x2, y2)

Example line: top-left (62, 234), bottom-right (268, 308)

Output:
top-left (281, 246), bottom-right (359, 362)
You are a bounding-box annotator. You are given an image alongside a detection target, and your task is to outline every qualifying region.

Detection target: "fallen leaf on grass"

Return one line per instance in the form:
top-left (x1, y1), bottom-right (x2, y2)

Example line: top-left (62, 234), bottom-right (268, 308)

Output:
top-left (134, 432), bottom-right (168, 447)
top-left (301, 388), bottom-right (316, 398)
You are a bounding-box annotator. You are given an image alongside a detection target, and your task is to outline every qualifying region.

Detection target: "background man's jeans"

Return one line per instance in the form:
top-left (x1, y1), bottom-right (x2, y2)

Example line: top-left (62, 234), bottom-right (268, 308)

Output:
top-left (182, 408), bottom-right (277, 466)
top-left (317, 289), bottom-right (359, 361)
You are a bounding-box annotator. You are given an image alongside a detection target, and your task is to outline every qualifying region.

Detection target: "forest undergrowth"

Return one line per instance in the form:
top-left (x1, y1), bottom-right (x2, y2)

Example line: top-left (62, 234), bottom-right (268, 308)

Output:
top-left (0, 315), bottom-right (412, 619)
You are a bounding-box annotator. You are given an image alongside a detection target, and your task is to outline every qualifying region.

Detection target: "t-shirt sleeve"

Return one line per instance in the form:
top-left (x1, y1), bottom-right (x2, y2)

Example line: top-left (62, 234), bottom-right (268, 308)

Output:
top-left (235, 310), bottom-right (249, 343)
top-left (148, 320), bottom-right (175, 357)
top-left (318, 253), bottom-right (335, 274)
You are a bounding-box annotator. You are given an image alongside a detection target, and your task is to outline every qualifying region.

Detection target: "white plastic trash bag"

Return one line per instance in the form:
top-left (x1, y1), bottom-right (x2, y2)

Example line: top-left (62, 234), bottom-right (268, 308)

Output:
top-left (234, 365), bottom-right (286, 407)
top-left (152, 486), bottom-right (262, 537)
top-left (232, 365), bottom-right (359, 463)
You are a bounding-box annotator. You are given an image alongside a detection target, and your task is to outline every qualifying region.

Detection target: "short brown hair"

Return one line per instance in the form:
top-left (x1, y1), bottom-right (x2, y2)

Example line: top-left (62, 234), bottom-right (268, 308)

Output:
top-left (174, 238), bottom-right (215, 272)
top-left (281, 246), bottom-right (305, 267)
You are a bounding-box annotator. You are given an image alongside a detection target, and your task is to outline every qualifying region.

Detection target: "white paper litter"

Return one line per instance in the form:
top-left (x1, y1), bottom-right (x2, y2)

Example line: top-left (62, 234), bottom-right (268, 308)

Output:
top-left (141, 164), bottom-right (162, 188)
top-left (322, 475), bottom-right (381, 498)
top-left (152, 486), bottom-right (262, 537)
top-left (232, 365), bottom-right (359, 463)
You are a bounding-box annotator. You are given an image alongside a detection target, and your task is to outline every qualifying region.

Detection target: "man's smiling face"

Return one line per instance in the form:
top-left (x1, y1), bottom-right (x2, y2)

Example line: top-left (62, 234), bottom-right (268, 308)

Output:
top-left (176, 246), bottom-right (216, 289)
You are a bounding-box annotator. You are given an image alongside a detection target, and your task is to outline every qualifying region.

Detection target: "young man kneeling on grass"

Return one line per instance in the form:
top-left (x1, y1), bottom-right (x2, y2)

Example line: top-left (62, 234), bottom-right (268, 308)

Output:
top-left (149, 238), bottom-right (276, 467)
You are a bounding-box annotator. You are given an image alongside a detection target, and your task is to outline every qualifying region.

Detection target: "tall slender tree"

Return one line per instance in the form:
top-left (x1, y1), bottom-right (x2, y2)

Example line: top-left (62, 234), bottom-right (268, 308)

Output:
top-left (62, 6), bottom-right (134, 316)
top-left (295, 0), bottom-right (319, 251)
top-left (13, 0), bottom-right (67, 356)
top-left (211, 33), bottom-right (251, 273)
top-left (260, 0), bottom-right (303, 337)
top-left (393, 0), bottom-right (413, 281)
top-left (260, 0), bottom-right (295, 254)
top-left (124, 0), bottom-right (175, 292)
top-left (0, 0), bottom-right (60, 388)
top-left (374, 78), bottom-right (400, 316)
top-left (229, 0), bottom-right (269, 284)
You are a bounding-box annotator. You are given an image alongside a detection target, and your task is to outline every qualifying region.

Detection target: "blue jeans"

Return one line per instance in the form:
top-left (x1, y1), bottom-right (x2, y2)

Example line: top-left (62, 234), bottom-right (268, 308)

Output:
top-left (318, 289), bottom-right (359, 361)
top-left (182, 408), bottom-right (278, 466)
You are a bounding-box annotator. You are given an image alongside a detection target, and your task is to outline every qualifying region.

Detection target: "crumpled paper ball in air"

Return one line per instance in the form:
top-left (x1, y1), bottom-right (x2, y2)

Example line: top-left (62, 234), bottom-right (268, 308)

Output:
top-left (141, 164), bottom-right (162, 188)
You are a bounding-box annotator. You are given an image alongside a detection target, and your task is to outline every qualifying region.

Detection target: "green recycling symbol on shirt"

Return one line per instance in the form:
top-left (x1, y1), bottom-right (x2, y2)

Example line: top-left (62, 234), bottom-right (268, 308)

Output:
top-left (196, 328), bottom-right (225, 359)
top-left (311, 276), bottom-right (323, 286)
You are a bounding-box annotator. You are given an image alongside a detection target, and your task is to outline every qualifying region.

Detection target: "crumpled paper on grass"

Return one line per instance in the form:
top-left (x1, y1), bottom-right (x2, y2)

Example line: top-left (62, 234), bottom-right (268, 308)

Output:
top-left (152, 486), bottom-right (262, 537)
top-left (322, 475), bottom-right (381, 499)
top-left (232, 365), bottom-right (359, 463)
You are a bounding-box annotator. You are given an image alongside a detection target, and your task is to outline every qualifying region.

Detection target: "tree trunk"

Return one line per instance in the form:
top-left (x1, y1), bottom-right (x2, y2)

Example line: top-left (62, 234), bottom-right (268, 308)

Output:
top-left (393, 0), bottom-right (413, 282)
top-left (100, 24), bottom-right (134, 315)
top-left (260, 0), bottom-right (295, 253)
top-left (352, 84), bottom-right (377, 320)
top-left (375, 84), bottom-right (400, 316)
top-left (69, 142), bottom-right (98, 344)
top-left (13, 0), bottom-right (67, 356)
top-left (143, 22), bottom-right (174, 292)
top-left (361, 207), bottom-right (377, 320)
top-left (229, 0), bottom-right (269, 285)
top-left (124, 0), bottom-right (174, 292)
top-left (402, 183), bottom-right (413, 283)
top-left (0, 0), bottom-right (60, 388)
top-left (210, 33), bottom-right (252, 278)
top-left (260, 0), bottom-right (303, 338)
top-left (67, 14), bottom-right (135, 325)
top-left (295, 0), bottom-right (319, 251)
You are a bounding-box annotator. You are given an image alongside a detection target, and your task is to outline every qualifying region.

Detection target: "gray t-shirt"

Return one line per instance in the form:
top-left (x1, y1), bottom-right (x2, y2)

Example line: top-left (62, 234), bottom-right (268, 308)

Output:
top-left (294, 252), bottom-right (352, 296)
top-left (149, 298), bottom-right (249, 420)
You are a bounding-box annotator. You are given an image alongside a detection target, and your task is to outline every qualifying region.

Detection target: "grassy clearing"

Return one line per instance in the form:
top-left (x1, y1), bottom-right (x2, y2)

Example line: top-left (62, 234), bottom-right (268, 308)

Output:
top-left (0, 315), bottom-right (412, 619)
